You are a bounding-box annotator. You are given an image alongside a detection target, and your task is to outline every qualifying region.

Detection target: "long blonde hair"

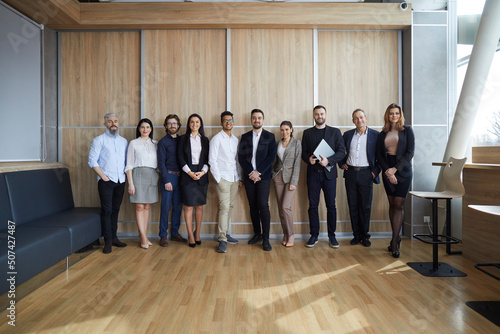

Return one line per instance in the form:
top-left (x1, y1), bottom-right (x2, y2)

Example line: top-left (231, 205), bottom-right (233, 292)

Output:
top-left (382, 103), bottom-right (405, 132)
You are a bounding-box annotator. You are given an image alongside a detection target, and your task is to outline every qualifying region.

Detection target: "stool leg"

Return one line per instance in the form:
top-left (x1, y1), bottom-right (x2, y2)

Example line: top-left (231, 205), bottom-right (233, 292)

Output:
top-left (432, 199), bottom-right (439, 271)
top-left (446, 198), bottom-right (462, 255)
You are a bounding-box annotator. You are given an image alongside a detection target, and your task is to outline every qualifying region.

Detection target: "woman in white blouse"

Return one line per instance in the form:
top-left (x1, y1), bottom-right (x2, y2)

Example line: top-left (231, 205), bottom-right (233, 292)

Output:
top-left (177, 114), bottom-right (210, 248)
top-left (126, 118), bottom-right (159, 249)
top-left (272, 121), bottom-right (302, 247)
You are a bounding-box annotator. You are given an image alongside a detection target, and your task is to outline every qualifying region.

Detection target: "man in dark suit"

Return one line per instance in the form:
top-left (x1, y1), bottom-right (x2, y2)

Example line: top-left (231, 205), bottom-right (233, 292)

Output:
top-left (302, 105), bottom-right (345, 248)
top-left (339, 109), bottom-right (380, 247)
top-left (238, 109), bottom-right (276, 251)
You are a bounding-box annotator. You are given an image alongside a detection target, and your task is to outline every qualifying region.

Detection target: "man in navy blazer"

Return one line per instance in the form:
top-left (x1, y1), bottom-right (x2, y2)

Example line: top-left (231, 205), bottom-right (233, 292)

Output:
top-left (302, 105), bottom-right (345, 248)
top-left (238, 109), bottom-right (276, 251)
top-left (339, 109), bottom-right (381, 247)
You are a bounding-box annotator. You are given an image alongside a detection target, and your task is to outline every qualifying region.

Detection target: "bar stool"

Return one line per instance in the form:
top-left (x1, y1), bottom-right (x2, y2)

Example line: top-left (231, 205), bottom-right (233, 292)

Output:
top-left (465, 205), bottom-right (500, 326)
top-left (407, 157), bottom-right (467, 277)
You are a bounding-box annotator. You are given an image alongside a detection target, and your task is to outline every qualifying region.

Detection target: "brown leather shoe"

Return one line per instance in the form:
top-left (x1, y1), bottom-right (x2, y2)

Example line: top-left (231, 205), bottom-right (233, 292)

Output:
top-left (160, 238), bottom-right (169, 247)
top-left (171, 235), bottom-right (187, 243)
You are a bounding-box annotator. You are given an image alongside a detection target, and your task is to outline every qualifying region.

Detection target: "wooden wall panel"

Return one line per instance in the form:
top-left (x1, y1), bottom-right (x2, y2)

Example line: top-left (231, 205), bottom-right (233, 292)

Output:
top-left (231, 29), bottom-right (313, 126)
top-left (144, 29), bottom-right (227, 127)
top-left (318, 31), bottom-right (399, 127)
top-left (462, 168), bottom-right (500, 263)
top-left (60, 28), bottom-right (394, 238)
top-left (61, 31), bottom-right (141, 127)
top-left (471, 146), bottom-right (500, 164)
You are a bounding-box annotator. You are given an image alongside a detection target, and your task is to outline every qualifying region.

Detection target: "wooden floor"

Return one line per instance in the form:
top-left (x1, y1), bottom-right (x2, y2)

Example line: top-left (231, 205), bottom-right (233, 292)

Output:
top-left (2, 238), bottom-right (499, 333)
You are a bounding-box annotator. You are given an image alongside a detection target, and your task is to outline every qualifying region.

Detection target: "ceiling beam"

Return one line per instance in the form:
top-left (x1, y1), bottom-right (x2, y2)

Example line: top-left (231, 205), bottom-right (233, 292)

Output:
top-left (3, 1), bottom-right (411, 30)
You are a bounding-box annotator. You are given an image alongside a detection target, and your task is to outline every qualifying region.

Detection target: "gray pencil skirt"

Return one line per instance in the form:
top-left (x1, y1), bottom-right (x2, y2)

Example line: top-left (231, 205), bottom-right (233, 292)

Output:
top-left (130, 167), bottom-right (159, 204)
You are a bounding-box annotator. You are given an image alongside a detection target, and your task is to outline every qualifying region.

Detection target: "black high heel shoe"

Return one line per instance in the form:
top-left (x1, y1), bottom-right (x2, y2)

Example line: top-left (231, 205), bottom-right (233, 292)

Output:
top-left (194, 230), bottom-right (201, 245)
top-left (390, 239), bottom-right (401, 258)
top-left (388, 237), bottom-right (401, 252)
top-left (188, 233), bottom-right (196, 248)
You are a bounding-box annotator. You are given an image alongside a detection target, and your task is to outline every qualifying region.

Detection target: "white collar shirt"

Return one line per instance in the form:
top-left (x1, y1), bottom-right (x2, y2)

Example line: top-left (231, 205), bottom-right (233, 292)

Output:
top-left (181, 134), bottom-right (209, 174)
top-left (346, 129), bottom-right (369, 167)
top-left (125, 137), bottom-right (158, 172)
top-left (209, 130), bottom-right (240, 183)
top-left (251, 130), bottom-right (262, 171)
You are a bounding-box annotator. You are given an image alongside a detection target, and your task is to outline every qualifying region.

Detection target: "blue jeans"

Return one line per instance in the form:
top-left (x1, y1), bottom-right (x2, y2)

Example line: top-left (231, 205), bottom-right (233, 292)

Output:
top-left (159, 173), bottom-right (182, 238)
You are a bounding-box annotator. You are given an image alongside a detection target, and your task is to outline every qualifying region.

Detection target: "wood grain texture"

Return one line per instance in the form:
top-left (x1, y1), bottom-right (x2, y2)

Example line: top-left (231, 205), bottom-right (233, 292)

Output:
top-left (144, 30), bottom-right (227, 127)
top-left (472, 146), bottom-right (500, 164)
top-left (1, 239), bottom-right (497, 333)
top-left (318, 30), bottom-right (399, 127)
top-left (462, 168), bottom-right (500, 263)
top-left (61, 31), bottom-right (141, 127)
top-left (231, 29), bottom-right (313, 126)
top-left (5, 1), bottom-right (411, 30)
top-left (78, 3), bottom-right (411, 30)
top-left (0, 162), bottom-right (63, 173)
top-left (3, 0), bottom-right (80, 26)
top-left (59, 28), bottom-right (395, 238)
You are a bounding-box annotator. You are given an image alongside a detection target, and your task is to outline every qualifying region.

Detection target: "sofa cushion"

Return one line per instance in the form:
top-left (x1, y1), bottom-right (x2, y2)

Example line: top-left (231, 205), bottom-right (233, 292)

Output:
top-left (0, 174), bottom-right (14, 228)
top-left (0, 226), bottom-right (71, 295)
top-left (24, 207), bottom-right (101, 252)
top-left (4, 168), bottom-right (74, 225)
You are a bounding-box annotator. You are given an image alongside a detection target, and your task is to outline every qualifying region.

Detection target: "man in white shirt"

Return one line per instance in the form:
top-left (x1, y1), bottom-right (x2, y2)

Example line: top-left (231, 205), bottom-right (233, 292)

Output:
top-left (209, 111), bottom-right (241, 253)
top-left (339, 109), bottom-right (380, 247)
top-left (88, 113), bottom-right (128, 254)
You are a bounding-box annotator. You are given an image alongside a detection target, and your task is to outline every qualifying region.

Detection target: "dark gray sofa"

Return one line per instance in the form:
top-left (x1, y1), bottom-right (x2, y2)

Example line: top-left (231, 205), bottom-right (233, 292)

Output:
top-left (0, 168), bottom-right (101, 295)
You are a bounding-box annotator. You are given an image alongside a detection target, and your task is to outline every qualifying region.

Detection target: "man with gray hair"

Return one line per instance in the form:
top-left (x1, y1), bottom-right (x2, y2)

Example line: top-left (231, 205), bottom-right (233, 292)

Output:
top-left (88, 113), bottom-right (129, 254)
top-left (339, 109), bottom-right (380, 247)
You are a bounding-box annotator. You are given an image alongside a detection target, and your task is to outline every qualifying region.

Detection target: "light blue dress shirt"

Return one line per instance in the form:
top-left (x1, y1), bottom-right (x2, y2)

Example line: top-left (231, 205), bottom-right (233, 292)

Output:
top-left (88, 131), bottom-right (128, 183)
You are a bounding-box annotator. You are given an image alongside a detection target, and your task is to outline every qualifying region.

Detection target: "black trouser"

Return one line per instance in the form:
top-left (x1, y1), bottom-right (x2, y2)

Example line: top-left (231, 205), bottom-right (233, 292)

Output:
top-left (98, 179), bottom-right (125, 243)
top-left (344, 168), bottom-right (373, 240)
top-left (243, 178), bottom-right (271, 239)
top-left (307, 171), bottom-right (337, 237)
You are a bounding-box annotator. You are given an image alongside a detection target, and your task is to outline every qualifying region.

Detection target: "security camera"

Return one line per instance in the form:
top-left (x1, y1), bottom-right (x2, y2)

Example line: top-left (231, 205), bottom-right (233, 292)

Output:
top-left (400, 1), bottom-right (408, 11)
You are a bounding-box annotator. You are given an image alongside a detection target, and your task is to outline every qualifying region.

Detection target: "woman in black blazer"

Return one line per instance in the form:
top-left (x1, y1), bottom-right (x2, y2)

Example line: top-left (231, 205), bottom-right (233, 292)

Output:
top-left (377, 103), bottom-right (415, 258)
top-left (177, 113), bottom-right (209, 248)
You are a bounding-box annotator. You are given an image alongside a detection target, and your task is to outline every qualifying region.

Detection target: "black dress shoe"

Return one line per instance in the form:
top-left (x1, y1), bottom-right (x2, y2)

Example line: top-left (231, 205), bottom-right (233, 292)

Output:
top-left (189, 243), bottom-right (196, 248)
top-left (350, 238), bottom-right (360, 245)
top-left (361, 239), bottom-right (371, 247)
top-left (262, 239), bottom-right (272, 251)
top-left (392, 250), bottom-right (400, 258)
top-left (112, 239), bottom-right (127, 247)
top-left (103, 242), bottom-right (112, 254)
top-left (248, 234), bottom-right (263, 244)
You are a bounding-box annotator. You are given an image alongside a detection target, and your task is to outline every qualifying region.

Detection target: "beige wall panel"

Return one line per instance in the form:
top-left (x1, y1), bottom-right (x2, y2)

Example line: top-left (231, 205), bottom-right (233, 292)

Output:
top-left (231, 29), bottom-right (313, 126)
top-left (61, 31), bottom-right (141, 127)
top-left (59, 29), bottom-right (393, 237)
top-left (144, 30), bottom-right (227, 127)
top-left (318, 31), bottom-right (399, 127)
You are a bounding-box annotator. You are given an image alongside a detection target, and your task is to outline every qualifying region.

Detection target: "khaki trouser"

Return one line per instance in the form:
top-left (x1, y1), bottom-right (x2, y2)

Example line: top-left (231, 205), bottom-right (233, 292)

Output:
top-left (273, 171), bottom-right (297, 236)
top-left (216, 178), bottom-right (239, 242)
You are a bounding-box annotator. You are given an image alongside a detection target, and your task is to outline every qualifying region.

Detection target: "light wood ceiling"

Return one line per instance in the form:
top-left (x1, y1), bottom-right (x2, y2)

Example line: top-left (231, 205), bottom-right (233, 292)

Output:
top-left (3, 0), bottom-right (411, 30)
